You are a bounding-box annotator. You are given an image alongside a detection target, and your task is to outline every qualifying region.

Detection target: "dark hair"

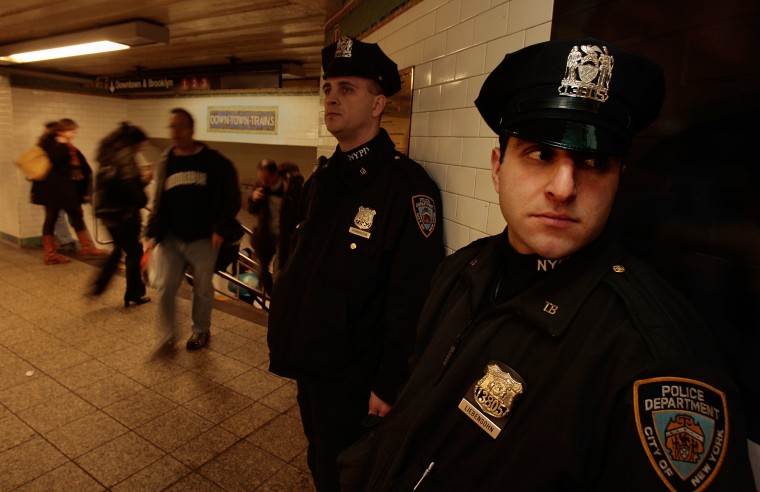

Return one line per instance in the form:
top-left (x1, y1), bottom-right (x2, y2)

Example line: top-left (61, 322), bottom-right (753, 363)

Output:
top-left (498, 134), bottom-right (510, 164)
top-left (258, 159), bottom-right (277, 174)
top-left (57, 118), bottom-right (78, 132)
top-left (171, 108), bottom-right (194, 129)
top-left (96, 122), bottom-right (148, 162)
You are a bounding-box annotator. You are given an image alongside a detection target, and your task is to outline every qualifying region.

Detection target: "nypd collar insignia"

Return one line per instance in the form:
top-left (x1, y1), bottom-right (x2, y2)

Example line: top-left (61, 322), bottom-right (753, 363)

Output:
top-left (412, 195), bottom-right (437, 238)
top-left (349, 206), bottom-right (376, 239)
top-left (458, 361), bottom-right (525, 439)
top-left (633, 377), bottom-right (729, 491)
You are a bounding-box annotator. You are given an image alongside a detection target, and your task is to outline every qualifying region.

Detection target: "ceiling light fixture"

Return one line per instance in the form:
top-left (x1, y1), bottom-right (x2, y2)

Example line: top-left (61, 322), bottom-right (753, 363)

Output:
top-left (0, 20), bottom-right (168, 64)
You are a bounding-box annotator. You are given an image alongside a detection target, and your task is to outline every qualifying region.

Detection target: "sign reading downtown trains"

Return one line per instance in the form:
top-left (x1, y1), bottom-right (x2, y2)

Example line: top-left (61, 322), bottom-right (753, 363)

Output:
top-left (207, 107), bottom-right (278, 134)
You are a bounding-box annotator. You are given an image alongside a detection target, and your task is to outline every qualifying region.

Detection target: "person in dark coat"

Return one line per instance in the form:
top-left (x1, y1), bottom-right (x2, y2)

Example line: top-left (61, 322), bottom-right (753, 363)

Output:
top-left (267, 37), bottom-right (445, 492)
top-left (247, 158), bottom-right (303, 294)
top-left (91, 122), bottom-right (151, 307)
top-left (336, 39), bottom-right (756, 491)
top-left (32, 118), bottom-right (106, 264)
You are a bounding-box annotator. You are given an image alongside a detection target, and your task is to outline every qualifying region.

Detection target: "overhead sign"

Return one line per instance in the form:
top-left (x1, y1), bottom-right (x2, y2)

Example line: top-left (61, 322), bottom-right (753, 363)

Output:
top-left (207, 106), bottom-right (278, 134)
top-left (106, 76), bottom-right (211, 94)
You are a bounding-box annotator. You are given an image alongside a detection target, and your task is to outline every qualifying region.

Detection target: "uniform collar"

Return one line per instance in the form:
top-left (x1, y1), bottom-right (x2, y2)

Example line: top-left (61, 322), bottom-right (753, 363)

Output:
top-left (462, 229), bottom-right (624, 337)
top-left (330, 129), bottom-right (396, 185)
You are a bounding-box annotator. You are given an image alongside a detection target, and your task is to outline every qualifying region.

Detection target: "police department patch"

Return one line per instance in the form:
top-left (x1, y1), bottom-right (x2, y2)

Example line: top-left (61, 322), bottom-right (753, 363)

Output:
top-left (633, 377), bottom-right (729, 491)
top-left (412, 195), bottom-right (436, 238)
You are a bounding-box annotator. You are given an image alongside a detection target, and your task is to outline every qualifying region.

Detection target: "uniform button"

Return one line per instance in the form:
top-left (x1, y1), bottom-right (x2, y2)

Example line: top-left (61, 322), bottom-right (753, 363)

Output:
top-left (350, 243), bottom-right (357, 250)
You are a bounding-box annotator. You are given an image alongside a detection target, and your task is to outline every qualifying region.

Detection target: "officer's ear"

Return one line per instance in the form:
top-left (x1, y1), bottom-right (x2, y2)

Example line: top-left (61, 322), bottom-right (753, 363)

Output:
top-left (371, 94), bottom-right (387, 118)
top-left (491, 147), bottom-right (502, 192)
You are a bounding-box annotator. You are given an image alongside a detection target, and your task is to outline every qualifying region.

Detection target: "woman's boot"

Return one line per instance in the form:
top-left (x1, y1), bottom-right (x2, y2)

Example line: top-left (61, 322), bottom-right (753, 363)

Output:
top-left (43, 235), bottom-right (71, 265)
top-left (76, 229), bottom-right (108, 256)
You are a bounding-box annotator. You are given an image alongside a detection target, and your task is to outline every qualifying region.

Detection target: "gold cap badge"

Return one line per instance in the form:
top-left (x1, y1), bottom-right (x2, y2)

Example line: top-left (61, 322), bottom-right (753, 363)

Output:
top-left (335, 36), bottom-right (353, 59)
top-left (558, 44), bottom-right (614, 102)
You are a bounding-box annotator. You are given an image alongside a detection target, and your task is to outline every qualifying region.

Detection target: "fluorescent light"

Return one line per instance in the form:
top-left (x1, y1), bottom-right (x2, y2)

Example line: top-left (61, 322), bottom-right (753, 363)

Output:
top-left (0, 41), bottom-right (129, 63)
top-left (0, 21), bottom-right (168, 65)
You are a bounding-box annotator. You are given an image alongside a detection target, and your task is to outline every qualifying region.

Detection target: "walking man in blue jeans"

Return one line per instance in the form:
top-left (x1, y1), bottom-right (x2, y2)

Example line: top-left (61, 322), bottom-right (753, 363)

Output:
top-left (145, 108), bottom-right (243, 351)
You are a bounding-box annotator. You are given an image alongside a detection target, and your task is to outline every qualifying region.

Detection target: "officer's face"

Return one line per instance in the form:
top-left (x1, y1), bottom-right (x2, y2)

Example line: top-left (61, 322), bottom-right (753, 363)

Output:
top-left (492, 137), bottom-right (622, 259)
top-left (323, 76), bottom-right (385, 147)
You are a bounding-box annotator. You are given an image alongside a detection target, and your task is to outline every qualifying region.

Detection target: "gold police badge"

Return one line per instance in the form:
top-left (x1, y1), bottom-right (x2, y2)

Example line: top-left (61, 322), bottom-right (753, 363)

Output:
top-left (458, 361), bottom-right (525, 438)
top-left (558, 44), bottom-right (613, 103)
top-left (349, 206), bottom-right (376, 239)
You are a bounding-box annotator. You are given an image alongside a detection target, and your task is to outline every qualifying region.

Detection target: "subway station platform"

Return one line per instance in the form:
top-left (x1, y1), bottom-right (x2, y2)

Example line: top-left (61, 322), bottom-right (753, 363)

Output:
top-left (0, 241), bottom-right (315, 491)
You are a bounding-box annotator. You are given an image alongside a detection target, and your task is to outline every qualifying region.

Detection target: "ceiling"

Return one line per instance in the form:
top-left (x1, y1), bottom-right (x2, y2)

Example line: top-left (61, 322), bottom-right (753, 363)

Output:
top-left (0, 0), bottom-right (347, 84)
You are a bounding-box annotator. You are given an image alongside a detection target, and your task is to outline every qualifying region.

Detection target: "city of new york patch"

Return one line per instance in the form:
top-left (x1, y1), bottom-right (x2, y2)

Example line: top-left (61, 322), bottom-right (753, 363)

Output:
top-left (633, 377), bottom-right (729, 491)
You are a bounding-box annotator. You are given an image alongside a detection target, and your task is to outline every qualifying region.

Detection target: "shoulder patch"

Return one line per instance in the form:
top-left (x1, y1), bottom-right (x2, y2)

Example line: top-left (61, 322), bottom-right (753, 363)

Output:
top-left (633, 377), bottom-right (729, 491)
top-left (412, 195), bottom-right (437, 238)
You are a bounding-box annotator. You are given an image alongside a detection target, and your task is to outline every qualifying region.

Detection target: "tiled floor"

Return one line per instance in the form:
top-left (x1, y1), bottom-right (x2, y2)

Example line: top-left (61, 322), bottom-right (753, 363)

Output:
top-left (0, 242), bottom-right (315, 491)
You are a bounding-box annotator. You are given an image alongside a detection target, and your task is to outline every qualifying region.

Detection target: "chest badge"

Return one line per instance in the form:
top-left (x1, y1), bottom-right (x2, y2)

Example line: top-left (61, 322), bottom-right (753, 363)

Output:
top-left (412, 195), bottom-right (437, 238)
top-left (349, 206), bottom-right (376, 239)
top-left (458, 361), bottom-right (526, 439)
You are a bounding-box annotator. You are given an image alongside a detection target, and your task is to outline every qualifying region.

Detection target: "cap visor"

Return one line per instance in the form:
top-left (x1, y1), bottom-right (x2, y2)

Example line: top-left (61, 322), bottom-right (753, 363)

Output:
top-left (506, 118), bottom-right (629, 155)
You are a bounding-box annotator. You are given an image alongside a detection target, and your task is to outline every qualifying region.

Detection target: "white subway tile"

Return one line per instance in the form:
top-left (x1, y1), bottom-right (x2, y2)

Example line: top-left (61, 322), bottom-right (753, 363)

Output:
top-left (450, 107), bottom-right (481, 137)
top-left (460, 0), bottom-right (492, 21)
top-left (462, 137), bottom-right (497, 168)
top-left (473, 4), bottom-right (509, 45)
top-left (428, 110), bottom-right (452, 136)
top-left (423, 32), bottom-right (447, 61)
top-left (405, 41), bottom-right (425, 68)
top-left (440, 190), bottom-right (457, 219)
top-left (443, 219), bottom-right (472, 251)
top-left (414, 62), bottom-right (433, 89)
top-left (411, 112), bottom-right (430, 137)
top-left (485, 32), bottom-right (525, 72)
top-left (435, 0), bottom-right (462, 33)
top-left (418, 85), bottom-right (442, 111)
top-left (445, 18), bottom-right (474, 54)
top-left (456, 196), bottom-right (489, 232)
top-left (446, 163), bottom-right (475, 194)
top-left (426, 162), bottom-right (449, 192)
top-left (415, 11), bottom-right (437, 42)
top-left (456, 45), bottom-right (486, 80)
top-left (440, 80), bottom-right (468, 110)
top-left (470, 229), bottom-right (488, 242)
top-left (436, 137), bottom-right (464, 165)
top-left (432, 54), bottom-right (457, 85)
top-left (525, 21), bottom-right (553, 46)
top-left (507, 0), bottom-right (554, 33)
top-left (415, 135), bottom-right (439, 162)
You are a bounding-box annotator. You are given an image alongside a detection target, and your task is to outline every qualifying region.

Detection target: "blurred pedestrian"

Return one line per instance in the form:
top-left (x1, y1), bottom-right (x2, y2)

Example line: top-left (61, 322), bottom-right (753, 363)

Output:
top-left (32, 118), bottom-right (106, 265)
top-left (91, 122), bottom-right (151, 307)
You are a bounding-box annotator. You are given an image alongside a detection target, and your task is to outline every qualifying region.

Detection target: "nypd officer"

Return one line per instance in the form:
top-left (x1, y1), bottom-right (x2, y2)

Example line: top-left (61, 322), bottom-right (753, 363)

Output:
top-left (336, 39), bottom-right (756, 491)
top-left (267, 36), bottom-right (444, 491)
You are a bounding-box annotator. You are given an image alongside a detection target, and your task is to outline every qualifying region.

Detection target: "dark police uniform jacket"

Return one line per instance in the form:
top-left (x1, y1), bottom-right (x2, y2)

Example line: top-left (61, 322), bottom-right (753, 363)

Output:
top-left (267, 129), bottom-right (444, 404)
top-left (338, 230), bottom-right (755, 491)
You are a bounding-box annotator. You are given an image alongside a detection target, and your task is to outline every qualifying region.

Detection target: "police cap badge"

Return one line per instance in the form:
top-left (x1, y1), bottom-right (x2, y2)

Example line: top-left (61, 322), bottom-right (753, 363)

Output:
top-left (322, 36), bottom-right (402, 96)
top-left (475, 38), bottom-right (665, 155)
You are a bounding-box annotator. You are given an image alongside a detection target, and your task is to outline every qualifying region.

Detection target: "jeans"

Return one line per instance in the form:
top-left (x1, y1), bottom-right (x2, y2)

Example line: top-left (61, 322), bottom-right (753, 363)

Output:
top-left (155, 234), bottom-right (219, 340)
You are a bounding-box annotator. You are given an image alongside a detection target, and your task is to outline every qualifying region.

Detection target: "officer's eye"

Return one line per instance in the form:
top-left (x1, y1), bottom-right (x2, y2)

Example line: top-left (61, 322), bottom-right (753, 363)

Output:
top-left (526, 148), bottom-right (553, 161)
top-left (323, 86), bottom-right (331, 95)
top-left (341, 86), bottom-right (353, 94)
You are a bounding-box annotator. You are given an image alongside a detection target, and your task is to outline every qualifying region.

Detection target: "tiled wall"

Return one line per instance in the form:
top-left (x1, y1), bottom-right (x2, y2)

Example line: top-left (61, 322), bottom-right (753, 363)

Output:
top-left (319, 0), bottom-right (554, 253)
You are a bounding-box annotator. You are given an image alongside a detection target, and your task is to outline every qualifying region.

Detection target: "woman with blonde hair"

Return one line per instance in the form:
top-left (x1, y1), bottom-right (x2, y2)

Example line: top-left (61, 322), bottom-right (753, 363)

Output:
top-left (32, 118), bottom-right (106, 264)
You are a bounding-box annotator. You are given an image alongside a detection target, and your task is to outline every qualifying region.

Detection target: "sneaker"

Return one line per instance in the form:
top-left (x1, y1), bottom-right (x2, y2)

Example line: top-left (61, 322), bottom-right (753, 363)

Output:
top-left (186, 331), bottom-right (210, 350)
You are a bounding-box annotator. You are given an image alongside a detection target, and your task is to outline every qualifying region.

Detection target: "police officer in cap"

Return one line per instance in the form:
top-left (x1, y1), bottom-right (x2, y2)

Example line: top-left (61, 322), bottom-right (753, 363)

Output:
top-left (336, 38), bottom-right (755, 491)
top-left (267, 36), bottom-right (444, 491)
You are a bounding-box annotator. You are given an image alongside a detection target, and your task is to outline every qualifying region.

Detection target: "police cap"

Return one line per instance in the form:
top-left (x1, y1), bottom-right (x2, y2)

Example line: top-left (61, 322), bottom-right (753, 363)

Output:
top-left (475, 38), bottom-right (665, 155)
top-left (322, 36), bottom-right (402, 96)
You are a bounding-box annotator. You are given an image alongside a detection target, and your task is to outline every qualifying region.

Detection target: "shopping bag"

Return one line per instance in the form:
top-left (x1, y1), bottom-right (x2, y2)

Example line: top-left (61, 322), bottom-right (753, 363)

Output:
top-left (15, 145), bottom-right (52, 181)
top-left (140, 243), bottom-right (162, 289)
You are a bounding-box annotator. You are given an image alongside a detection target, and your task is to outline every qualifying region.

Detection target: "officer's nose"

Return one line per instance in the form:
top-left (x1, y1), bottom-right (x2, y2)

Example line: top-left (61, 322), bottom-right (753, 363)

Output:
top-left (545, 159), bottom-right (577, 203)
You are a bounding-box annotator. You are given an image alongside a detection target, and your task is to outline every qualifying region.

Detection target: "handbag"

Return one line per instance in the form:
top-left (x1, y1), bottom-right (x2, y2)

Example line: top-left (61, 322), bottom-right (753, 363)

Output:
top-left (15, 145), bottom-right (53, 181)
